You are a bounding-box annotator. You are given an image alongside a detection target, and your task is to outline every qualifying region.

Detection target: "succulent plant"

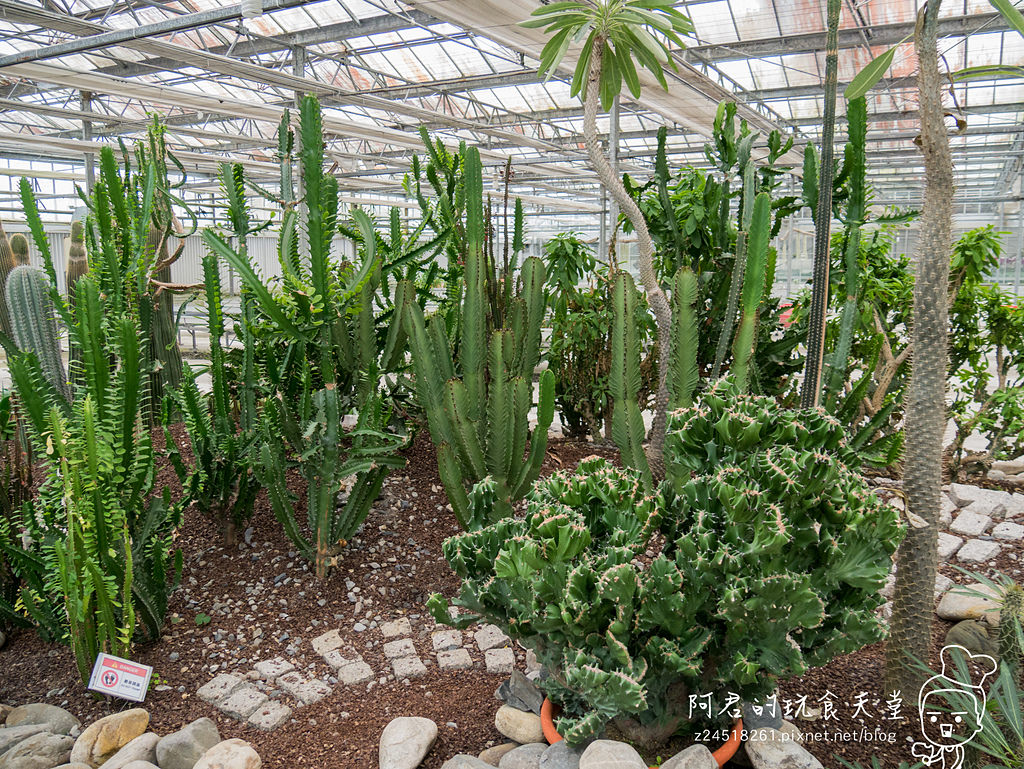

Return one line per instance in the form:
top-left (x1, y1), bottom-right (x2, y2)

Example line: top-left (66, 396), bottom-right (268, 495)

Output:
top-left (64, 220), bottom-right (88, 307)
top-left (430, 379), bottom-right (902, 751)
top-left (10, 232), bottom-right (28, 266)
top-left (5, 265), bottom-right (69, 401)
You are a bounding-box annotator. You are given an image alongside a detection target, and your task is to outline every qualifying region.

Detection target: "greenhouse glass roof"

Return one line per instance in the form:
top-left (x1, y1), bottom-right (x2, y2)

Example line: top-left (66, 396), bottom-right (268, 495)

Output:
top-left (0, 0), bottom-right (1019, 220)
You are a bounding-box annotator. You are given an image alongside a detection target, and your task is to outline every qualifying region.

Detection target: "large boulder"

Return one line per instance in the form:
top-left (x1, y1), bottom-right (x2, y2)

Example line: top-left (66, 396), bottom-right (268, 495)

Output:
top-left (102, 733), bottom-right (160, 769)
top-left (578, 741), bottom-right (646, 769)
top-left (0, 732), bottom-right (74, 769)
top-left (494, 706), bottom-right (544, 745)
top-left (70, 708), bottom-right (149, 768)
top-left (192, 739), bottom-right (260, 769)
top-left (155, 718), bottom-right (220, 769)
top-left (0, 727), bottom-right (47, 757)
top-left (5, 705), bottom-right (80, 736)
top-left (378, 717), bottom-right (437, 769)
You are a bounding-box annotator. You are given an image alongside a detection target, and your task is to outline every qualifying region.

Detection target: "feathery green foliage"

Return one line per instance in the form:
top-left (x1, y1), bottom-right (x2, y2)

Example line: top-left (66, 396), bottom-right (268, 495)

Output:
top-left (403, 144), bottom-right (554, 529)
top-left (430, 380), bottom-right (901, 750)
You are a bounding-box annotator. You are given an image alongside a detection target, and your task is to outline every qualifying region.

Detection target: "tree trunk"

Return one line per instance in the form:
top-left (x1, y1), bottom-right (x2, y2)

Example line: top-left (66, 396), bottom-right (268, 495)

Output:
top-left (884, 0), bottom-right (953, 698)
top-left (582, 40), bottom-right (672, 459)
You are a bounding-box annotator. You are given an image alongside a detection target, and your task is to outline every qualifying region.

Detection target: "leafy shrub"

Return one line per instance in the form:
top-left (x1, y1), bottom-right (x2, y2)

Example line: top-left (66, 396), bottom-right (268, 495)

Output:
top-left (429, 380), bottom-right (901, 750)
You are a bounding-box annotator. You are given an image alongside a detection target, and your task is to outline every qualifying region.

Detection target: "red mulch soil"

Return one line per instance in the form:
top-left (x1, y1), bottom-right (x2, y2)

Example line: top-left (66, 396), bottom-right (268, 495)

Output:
top-left (0, 434), bottom-right (1018, 769)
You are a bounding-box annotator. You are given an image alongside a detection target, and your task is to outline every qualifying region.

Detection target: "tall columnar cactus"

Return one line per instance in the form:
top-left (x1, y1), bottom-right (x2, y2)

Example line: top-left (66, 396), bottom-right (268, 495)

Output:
top-left (402, 145), bottom-right (554, 529)
top-left (822, 96), bottom-right (868, 403)
top-left (1000, 583), bottom-right (1024, 676)
top-left (730, 192), bottom-right (771, 391)
top-left (64, 221), bottom-right (88, 308)
top-left (5, 265), bottom-right (68, 401)
top-left (884, 0), bottom-right (954, 698)
top-left (431, 380), bottom-right (901, 751)
top-left (0, 222), bottom-right (16, 338)
top-left (9, 233), bottom-right (28, 266)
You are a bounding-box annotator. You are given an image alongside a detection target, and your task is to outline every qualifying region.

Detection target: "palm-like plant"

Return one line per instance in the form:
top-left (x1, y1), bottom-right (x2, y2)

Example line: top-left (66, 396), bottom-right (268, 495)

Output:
top-left (523, 0), bottom-right (692, 459)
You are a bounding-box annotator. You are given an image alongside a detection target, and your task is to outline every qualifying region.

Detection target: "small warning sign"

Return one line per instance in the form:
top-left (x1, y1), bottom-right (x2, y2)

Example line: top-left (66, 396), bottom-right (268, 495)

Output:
top-left (87, 653), bottom-right (153, 702)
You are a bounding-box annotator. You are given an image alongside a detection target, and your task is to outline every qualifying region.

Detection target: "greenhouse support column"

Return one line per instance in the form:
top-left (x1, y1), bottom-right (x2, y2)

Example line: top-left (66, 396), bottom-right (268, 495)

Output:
top-left (81, 91), bottom-right (95, 194)
top-left (608, 94), bottom-right (619, 265)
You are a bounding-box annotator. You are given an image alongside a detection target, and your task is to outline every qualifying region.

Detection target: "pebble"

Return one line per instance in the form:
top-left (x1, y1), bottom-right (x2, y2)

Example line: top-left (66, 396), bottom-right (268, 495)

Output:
top-left (660, 744), bottom-right (718, 769)
top-left (478, 743), bottom-right (518, 766)
top-left (539, 742), bottom-right (584, 769)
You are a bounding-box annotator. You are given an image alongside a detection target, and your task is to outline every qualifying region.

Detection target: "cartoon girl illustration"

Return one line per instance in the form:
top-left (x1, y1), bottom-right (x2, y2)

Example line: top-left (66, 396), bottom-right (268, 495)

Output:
top-left (911, 645), bottom-right (997, 768)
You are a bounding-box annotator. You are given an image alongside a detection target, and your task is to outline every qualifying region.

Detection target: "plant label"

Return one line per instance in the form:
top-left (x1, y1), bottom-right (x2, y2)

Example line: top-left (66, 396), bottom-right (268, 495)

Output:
top-left (88, 653), bottom-right (153, 702)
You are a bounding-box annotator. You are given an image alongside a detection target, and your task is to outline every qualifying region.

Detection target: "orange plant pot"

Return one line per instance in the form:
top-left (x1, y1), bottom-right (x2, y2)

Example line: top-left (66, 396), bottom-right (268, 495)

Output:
top-left (540, 697), bottom-right (743, 768)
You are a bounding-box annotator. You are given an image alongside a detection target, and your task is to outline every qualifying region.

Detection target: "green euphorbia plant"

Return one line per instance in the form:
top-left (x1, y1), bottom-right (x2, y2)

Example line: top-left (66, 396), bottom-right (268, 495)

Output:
top-left (428, 380), bottom-right (902, 752)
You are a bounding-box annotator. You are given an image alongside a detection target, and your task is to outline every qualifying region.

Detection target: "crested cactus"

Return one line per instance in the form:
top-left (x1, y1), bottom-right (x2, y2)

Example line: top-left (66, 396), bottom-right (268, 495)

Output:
top-left (402, 144), bottom-right (554, 529)
top-left (431, 379), bottom-right (902, 751)
top-left (5, 265), bottom-right (68, 401)
top-left (9, 233), bottom-right (28, 266)
top-left (64, 220), bottom-right (88, 307)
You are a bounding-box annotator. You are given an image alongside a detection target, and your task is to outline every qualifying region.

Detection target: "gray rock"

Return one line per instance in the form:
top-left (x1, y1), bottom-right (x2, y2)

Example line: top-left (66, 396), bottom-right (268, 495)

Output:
top-left (441, 757), bottom-right (492, 769)
top-left (485, 648), bottom-right (515, 675)
top-left (475, 625), bottom-right (511, 652)
top-left (498, 743), bottom-right (547, 769)
top-left (5, 705), bottom-right (80, 736)
top-left (937, 583), bottom-right (1001, 623)
top-left (275, 673), bottom-right (331, 705)
top-left (993, 521), bottom-right (1024, 541)
top-left (478, 744), bottom-right (517, 767)
top-left (50, 764), bottom-right (92, 769)
top-left (539, 742), bottom-right (583, 769)
top-left (431, 630), bottom-right (462, 652)
top-left (496, 671), bottom-right (544, 716)
top-left (945, 620), bottom-right (999, 658)
top-left (383, 639), bottom-right (416, 660)
top-left (660, 745), bottom-right (717, 769)
top-left (0, 726), bottom-right (47, 757)
top-left (156, 718), bottom-right (220, 769)
top-left (578, 740), bottom-right (646, 769)
top-left (742, 696), bottom-right (782, 730)
top-left (951, 511), bottom-right (993, 537)
top-left (120, 762), bottom-right (161, 769)
top-left (391, 656), bottom-right (427, 679)
top-left (438, 648), bottom-right (473, 672)
top-left (0, 732), bottom-right (74, 769)
top-left (494, 706), bottom-right (544, 745)
top-left (937, 532), bottom-right (963, 560)
top-left (102, 733), bottom-right (160, 769)
top-left (957, 539), bottom-right (1002, 563)
top-left (745, 728), bottom-right (822, 769)
top-left (192, 739), bottom-right (260, 769)
top-left (378, 717), bottom-right (437, 769)
top-left (253, 658), bottom-right (294, 683)
top-left (217, 686), bottom-right (268, 719)
top-left (196, 674), bottom-right (244, 705)
top-left (246, 702), bottom-right (291, 733)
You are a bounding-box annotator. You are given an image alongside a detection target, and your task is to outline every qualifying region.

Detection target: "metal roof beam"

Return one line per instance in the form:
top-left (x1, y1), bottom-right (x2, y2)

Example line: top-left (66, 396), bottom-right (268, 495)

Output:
top-left (87, 10), bottom-right (438, 81)
top-left (685, 12), bottom-right (1006, 62)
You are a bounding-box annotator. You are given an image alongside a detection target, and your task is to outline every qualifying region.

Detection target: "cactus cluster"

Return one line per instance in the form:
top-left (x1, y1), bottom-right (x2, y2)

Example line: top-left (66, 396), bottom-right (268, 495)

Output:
top-left (430, 380), bottom-right (902, 750)
top-left (402, 144), bottom-right (554, 528)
